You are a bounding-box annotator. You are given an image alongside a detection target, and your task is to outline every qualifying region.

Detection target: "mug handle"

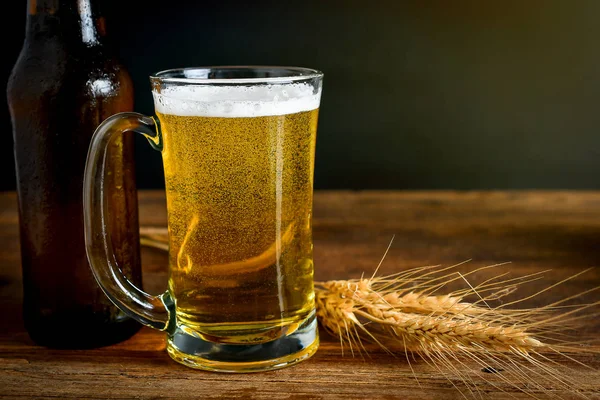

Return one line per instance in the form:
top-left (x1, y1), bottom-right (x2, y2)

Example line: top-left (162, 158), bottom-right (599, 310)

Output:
top-left (83, 112), bottom-right (171, 330)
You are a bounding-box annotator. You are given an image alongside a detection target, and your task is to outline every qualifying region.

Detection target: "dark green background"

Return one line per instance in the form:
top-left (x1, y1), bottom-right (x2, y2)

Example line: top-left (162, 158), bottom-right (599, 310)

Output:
top-left (4, 0), bottom-right (600, 190)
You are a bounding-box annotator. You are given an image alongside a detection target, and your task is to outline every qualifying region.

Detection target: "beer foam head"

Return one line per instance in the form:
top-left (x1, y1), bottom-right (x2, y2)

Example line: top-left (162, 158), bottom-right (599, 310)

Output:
top-left (153, 83), bottom-right (321, 117)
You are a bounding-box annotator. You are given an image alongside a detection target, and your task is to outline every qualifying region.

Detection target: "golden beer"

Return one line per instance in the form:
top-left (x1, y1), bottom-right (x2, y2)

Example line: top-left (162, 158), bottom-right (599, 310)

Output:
top-left (156, 85), bottom-right (319, 344)
top-left (85, 67), bottom-right (323, 372)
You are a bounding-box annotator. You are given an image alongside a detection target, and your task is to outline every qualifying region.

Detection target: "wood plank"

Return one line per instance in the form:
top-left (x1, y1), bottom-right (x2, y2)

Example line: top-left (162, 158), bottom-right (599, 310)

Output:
top-left (1, 191), bottom-right (599, 399)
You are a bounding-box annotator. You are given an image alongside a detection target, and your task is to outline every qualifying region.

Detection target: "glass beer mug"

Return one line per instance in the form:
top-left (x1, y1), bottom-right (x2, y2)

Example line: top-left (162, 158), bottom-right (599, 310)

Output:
top-left (83, 67), bottom-right (323, 372)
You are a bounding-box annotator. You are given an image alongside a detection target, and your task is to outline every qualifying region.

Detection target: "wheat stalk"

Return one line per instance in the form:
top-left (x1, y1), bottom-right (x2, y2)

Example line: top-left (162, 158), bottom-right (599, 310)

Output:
top-left (139, 227), bottom-right (599, 399)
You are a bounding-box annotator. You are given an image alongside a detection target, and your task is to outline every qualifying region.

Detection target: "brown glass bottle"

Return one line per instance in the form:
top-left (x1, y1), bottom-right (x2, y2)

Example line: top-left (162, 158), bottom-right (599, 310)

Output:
top-left (7, 0), bottom-right (142, 348)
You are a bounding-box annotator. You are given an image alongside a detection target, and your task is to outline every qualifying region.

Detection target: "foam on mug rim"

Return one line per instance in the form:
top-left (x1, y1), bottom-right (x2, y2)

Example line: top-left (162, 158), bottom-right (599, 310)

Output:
top-left (153, 84), bottom-right (321, 118)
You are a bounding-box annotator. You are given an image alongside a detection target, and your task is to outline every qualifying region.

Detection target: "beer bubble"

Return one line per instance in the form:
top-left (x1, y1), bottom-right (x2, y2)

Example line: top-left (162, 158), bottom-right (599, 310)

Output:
top-left (222, 102), bottom-right (234, 114)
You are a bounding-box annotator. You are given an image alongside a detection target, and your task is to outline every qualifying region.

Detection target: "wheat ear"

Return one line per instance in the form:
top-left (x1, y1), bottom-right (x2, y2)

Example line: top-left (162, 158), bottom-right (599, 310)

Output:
top-left (315, 264), bottom-right (600, 399)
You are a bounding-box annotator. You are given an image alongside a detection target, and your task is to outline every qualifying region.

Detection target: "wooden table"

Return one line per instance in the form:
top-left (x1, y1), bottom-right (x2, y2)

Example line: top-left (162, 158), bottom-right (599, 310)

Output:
top-left (1, 191), bottom-right (599, 399)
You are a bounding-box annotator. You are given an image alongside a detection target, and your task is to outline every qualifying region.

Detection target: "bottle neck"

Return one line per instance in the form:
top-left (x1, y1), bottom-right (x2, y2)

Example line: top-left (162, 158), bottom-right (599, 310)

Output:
top-left (26, 0), bottom-right (107, 46)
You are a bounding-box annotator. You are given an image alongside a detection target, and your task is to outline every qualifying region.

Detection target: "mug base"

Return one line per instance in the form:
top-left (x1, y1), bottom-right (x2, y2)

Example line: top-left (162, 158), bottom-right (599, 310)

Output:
top-left (166, 311), bottom-right (319, 373)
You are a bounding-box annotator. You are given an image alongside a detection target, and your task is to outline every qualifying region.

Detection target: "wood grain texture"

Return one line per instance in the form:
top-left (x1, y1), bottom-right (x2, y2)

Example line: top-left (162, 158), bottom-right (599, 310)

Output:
top-left (1, 190), bottom-right (599, 399)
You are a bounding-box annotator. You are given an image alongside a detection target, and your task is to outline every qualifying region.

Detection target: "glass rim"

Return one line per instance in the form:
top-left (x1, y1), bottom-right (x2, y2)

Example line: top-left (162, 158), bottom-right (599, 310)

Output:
top-left (150, 66), bottom-right (323, 85)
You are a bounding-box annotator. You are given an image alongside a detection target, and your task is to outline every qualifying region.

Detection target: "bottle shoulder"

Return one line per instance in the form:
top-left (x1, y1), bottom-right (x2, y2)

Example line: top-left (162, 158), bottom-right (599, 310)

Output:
top-left (7, 40), bottom-right (133, 103)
